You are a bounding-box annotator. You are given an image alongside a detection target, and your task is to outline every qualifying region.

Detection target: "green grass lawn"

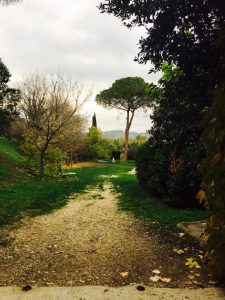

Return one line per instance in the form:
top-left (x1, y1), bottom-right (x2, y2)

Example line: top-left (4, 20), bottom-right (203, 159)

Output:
top-left (109, 168), bottom-right (209, 225)
top-left (0, 138), bottom-right (209, 226)
top-left (0, 157), bottom-right (209, 226)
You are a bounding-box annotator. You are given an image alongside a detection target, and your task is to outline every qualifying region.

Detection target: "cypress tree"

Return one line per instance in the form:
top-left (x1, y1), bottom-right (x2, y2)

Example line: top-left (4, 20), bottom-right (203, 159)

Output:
top-left (92, 113), bottom-right (97, 128)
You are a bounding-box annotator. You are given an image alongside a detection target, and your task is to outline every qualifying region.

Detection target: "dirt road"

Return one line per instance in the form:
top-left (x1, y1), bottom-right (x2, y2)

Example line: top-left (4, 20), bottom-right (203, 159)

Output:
top-left (0, 180), bottom-right (211, 287)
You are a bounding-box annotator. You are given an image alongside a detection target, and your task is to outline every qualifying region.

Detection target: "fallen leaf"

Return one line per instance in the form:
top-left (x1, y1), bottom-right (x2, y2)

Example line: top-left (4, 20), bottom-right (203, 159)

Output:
top-left (185, 258), bottom-right (201, 269)
top-left (160, 277), bottom-right (172, 283)
top-left (207, 290), bottom-right (215, 296)
top-left (178, 232), bottom-right (185, 237)
top-left (152, 269), bottom-right (161, 274)
top-left (173, 248), bottom-right (185, 255)
top-left (209, 280), bottom-right (217, 286)
top-left (149, 275), bottom-right (161, 282)
top-left (79, 279), bottom-right (85, 284)
top-left (196, 190), bottom-right (206, 204)
top-left (150, 275), bottom-right (171, 283)
top-left (188, 275), bottom-right (195, 280)
top-left (120, 272), bottom-right (129, 278)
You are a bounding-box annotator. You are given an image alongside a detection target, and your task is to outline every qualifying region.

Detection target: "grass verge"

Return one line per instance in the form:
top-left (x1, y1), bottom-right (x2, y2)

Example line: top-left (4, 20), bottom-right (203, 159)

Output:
top-left (110, 169), bottom-right (209, 225)
top-left (0, 160), bottom-right (209, 226)
top-left (0, 162), bottom-right (132, 225)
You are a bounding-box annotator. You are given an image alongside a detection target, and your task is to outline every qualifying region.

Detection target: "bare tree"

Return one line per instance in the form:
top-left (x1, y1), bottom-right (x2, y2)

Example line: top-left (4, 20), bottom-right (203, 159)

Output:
top-left (59, 114), bottom-right (87, 166)
top-left (21, 72), bottom-right (91, 178)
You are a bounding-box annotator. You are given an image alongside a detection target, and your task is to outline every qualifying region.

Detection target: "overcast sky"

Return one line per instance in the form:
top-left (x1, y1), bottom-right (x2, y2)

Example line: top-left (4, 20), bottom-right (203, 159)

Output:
top-left (0, 0), bottom-right (160, 132)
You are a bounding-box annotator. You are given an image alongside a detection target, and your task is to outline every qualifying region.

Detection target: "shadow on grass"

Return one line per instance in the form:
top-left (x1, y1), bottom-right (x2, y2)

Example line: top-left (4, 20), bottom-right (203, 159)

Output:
top-left (0, 162), bottom-right (135, 226)
top-left (0, 160), bottom-right (206, 227)
top-left (110, 173), bottom-right (209, 226)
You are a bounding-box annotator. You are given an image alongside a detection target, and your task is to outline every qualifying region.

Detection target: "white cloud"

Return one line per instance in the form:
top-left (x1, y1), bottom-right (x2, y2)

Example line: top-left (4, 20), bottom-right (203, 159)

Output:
top-left (0, 0), bottom-right (160, 131)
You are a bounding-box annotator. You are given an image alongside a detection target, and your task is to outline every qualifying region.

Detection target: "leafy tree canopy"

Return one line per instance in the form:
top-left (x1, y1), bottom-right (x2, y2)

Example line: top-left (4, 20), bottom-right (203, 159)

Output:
top-left (99, 0), bottom-right (225, 75)
top-left (96, 77), bottom-right (151, 111)
top-left (0, 59), bottom-right (20, 136)
top-left (136, 63), bottom-right (204, 208)
top-left (86, 126), bottom-right (115, 159)
top-left (96, 77), bottom-right (152, 161)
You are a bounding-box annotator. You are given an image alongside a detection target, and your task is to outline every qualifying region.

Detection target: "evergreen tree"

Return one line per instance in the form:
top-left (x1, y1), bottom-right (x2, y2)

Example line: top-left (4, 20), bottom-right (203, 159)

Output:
top-left (92, 113), bottom-right (97, 128)
top-left (96, 77), bottom-right (152, 162)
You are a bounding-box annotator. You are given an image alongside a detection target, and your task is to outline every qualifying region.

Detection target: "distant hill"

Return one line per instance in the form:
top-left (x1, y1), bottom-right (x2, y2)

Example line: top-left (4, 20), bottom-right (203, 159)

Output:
top-left (102, 130), bottom-right (148, 139)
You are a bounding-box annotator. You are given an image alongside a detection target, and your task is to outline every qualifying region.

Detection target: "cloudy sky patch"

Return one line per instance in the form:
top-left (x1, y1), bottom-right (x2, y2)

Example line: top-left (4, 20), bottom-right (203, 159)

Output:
top-left (0, 0), bottom-right (159, 131)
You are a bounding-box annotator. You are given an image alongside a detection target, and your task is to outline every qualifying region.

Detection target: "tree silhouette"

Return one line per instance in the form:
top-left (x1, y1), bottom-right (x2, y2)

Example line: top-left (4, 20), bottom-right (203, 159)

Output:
top-left (92, 113), bottom-right (97, 128)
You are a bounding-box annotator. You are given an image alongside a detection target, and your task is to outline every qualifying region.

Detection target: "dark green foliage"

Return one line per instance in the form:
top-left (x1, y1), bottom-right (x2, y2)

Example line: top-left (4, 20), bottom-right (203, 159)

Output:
top-left (92, 113), bottom-right (97, 128)
top-left (0, 59), bottom-right (21, 136)
top-left (99, 0), bottom-right (224, 79)
top-left (136, 65), bottom-right (205, 207)
top-left (199, 30), bottom-right (225, 280)
top-left (127, 135), bottom-right (147, 160)
top-left (96, 77), bottom-right (151, 112)
top-left (136, 143), bottom-right (168, 198)
top-left (165, 145), bottom-right (204, 208)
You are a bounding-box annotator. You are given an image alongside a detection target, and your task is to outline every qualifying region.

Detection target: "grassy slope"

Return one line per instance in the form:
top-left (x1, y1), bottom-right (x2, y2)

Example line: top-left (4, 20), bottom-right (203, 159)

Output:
top-left (0, 138), bottom-right (21, 181)
top-left (0, 140), bottom-right (208, 226)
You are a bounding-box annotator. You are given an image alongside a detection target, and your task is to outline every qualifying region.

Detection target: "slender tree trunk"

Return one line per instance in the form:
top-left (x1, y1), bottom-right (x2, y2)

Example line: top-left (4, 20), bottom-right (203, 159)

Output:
top-left (124, 110), bottom-right (130, 162)
top-left (40, 152), bottom-right (45, 180)
top-left (124, 110), bottom-right (135, 163)
top-left (70, 148), bottom-right (73, 169)
top-left (74, 152), bottom-right (78, 164)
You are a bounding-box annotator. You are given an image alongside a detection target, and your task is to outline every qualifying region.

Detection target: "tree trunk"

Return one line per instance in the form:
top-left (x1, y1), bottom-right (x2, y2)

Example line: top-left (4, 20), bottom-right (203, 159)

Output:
top-left (74, 152), bottom-right (78, 164)
top-left (124, 110), bottom-right (135, 163)
top-left (70, 149), bottom-right (73, 169)
top-left (124, 128), bottom-right (129, 162)
top-left (40, 152), bottom-right (45, 180)
top-left (124, 111), bottom-right (130, 162)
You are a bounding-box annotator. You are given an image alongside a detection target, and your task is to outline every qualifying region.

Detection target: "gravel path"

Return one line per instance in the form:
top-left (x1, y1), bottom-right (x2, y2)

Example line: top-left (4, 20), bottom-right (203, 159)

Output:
top-left (0, 180), bottom-right (213, 288)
